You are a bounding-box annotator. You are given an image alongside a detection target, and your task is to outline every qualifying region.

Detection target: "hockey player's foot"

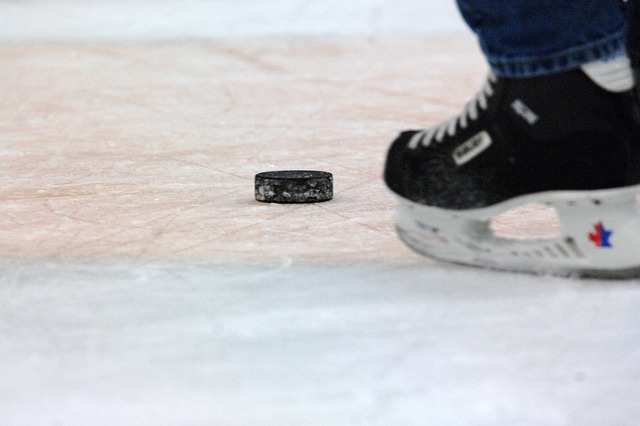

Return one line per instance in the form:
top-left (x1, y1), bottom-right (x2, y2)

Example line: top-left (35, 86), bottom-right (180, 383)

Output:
top-left (384, 55), bottom-right (640, 278)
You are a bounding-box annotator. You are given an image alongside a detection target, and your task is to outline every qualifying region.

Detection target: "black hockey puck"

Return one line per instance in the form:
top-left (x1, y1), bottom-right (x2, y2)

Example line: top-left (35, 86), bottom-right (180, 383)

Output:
top-left (255, 170), bottom-right (333, 203)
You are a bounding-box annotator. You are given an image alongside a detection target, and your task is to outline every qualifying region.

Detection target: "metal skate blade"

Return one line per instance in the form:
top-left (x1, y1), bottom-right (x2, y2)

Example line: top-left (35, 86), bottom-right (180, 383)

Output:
top-left (393, 186), bottom-right (640, 279)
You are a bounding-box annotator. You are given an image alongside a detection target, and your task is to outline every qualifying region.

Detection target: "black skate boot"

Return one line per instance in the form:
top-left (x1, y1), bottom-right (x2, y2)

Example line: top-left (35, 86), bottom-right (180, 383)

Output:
top-left (384, 56), bottom-right (640, 278)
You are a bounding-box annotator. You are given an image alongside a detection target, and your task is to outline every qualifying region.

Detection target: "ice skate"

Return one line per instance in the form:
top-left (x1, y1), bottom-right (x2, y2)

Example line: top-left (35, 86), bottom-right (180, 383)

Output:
top-left (384, 55), bottom-right (640, 278)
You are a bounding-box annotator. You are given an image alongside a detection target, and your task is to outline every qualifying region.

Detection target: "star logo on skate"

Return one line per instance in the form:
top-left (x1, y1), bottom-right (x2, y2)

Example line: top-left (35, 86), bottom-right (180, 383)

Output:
top-left (588, 222), bottom-right (613, 248)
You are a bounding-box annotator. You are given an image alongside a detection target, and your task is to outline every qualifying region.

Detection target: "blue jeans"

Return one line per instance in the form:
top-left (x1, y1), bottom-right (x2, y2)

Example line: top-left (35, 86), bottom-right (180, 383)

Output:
top-left (457, 0), bottom-right (629, 77)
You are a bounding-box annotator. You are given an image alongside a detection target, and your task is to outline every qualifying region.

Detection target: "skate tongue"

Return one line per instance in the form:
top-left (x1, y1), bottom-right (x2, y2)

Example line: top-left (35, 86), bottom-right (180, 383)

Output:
top-left (581, 54), bottom-right (635, 93)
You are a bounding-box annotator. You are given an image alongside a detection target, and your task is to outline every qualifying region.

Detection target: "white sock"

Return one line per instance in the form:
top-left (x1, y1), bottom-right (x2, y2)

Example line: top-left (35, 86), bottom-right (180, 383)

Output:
top-left (581, 51), bottom-right (635, 93)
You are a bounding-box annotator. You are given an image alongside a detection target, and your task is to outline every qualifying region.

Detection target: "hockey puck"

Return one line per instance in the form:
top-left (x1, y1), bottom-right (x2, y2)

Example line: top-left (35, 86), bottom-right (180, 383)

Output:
top-left (255, 170), bottom-right (333, 203)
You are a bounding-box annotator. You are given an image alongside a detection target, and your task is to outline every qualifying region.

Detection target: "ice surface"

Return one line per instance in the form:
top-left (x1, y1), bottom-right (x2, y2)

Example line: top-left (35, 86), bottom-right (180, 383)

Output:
top-left (2, 260), bottom-right (640, 425)
top-left (0, 0), bottom-right (465, 42)
top-left (2, 1), bottom-right (640, 425)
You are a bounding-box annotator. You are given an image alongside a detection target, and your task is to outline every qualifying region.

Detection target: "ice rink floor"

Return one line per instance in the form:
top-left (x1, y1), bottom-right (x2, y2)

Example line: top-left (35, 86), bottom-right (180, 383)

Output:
top-left (1, 2), bottom-right (640, 425)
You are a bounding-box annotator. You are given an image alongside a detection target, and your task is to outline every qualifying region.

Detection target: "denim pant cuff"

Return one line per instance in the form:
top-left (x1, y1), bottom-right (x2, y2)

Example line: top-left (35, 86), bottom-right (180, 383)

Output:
top-left (486, 29), bottom-right (628, 78)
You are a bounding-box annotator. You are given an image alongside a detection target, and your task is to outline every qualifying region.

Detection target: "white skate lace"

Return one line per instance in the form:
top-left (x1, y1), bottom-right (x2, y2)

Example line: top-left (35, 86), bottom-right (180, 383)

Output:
top-left (408, 73), bottom-right (498, 149)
